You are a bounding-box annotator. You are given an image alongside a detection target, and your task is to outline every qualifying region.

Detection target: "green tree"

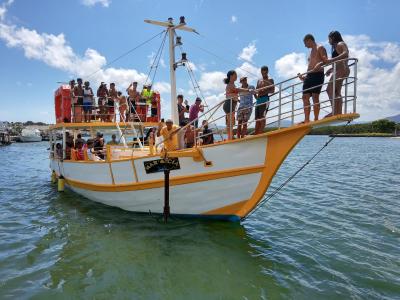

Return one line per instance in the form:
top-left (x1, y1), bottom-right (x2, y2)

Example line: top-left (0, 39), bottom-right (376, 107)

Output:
top-left (371, 119), bottom-right (396, 133)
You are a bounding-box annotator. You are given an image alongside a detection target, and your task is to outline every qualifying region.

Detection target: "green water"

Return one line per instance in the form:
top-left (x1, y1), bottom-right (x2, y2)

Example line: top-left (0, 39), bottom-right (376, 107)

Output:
top-left (0, 137), bottom-right (399, 299)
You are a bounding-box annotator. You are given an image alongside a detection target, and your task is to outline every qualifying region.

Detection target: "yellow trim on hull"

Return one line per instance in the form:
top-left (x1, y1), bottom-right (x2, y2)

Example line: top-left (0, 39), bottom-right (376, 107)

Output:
top-left (62, 165), bottom-right (264, 192)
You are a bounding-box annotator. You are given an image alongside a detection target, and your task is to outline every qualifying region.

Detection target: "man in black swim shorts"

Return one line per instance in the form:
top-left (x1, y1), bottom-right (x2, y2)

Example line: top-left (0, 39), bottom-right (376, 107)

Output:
top-left (298, 34), bottom-right (327, 123)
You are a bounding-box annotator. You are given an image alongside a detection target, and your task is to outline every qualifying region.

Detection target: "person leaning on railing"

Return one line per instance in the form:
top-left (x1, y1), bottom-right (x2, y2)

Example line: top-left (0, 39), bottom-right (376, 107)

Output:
top-left (255, 66), bottom-right (275, 134)
top-left (160, 119), bottom-right (180, 151)
top-left (223, 70), bottom-right (251, 140)
top-left (313, 31), bottom-right (350, 117)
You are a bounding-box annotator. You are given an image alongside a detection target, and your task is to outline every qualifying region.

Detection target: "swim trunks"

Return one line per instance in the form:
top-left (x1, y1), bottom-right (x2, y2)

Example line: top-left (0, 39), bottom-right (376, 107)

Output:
top-left (303, 72), bottom-right (324, 95)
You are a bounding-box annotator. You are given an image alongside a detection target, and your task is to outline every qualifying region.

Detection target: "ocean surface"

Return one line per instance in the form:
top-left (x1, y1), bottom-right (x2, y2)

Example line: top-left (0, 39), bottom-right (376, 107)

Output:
top-left (0, 136), bottom-right (399, 299)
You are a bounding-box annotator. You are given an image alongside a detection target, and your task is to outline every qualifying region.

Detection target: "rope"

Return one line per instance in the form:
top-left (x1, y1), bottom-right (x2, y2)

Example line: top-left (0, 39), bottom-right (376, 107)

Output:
top-left (144, 30), bottom-right (168, 86)
top-left (242, 120), bottom-right (351, 221)
top-left (86, 30), bottom-right (166, 80)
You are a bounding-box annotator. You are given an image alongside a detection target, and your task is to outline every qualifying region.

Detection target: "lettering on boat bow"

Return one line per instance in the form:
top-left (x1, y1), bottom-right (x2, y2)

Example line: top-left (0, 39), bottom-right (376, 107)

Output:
top-left (144, 157), bottom-right (181, 174)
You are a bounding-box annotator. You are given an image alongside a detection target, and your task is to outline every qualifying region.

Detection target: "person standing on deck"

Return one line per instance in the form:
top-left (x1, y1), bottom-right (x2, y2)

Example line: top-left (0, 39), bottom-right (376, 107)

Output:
top-left (73, 78), bottom-right (84, 123)
top-left (108, 83), bottom-right (118, 122)
top-left (298, 34), bottom-right (327, 123)
top-left (237, 76), bottom-right (254, 138)
top-left (314, 31), bottom-right (350, 117)
top-left (177, 95), bottom-right (190, 126)
top-left (126, 82), bottom-right (140, 121)
top-left (160, 119), bottom-right (180, 151)
top-left (224, 70), bottom-right (250, 140)
top-left (255, 66), bottom-right (275, 134)
top-left (83, 81), bottom-right (94, 123)
top-left (189, 97), bottom-right (204, 128)
top-left (97, 82), bottom-right (109, 122)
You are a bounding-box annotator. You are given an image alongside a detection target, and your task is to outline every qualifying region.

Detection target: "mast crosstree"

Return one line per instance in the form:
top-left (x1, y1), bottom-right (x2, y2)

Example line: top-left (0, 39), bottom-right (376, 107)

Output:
top-left (144, 17), bottom-right (198, 124)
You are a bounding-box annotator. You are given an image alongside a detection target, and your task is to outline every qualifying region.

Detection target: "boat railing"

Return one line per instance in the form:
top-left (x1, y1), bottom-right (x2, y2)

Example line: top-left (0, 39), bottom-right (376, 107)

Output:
top-left (179, 58), bottom-right (358, 145)
top-left (69, 96), bottom-right (160, 124)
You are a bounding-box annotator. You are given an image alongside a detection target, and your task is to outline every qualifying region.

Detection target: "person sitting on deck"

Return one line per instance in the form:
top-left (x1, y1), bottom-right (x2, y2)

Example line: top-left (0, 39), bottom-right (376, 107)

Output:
top-left (73, 78), bottom-right (84, 123)
top-left (75, 140), bottom-right (85, 160)
top-left (107, 134), bottom-right (119, 145)
top-left (255, 66), bottom-right (275, 134)
top-left (189, 97), bottom-right (204, 128)
top-left (201, 120), bottom-right (214, 145)
top-left (160, 119), bottom-right (180, 151)
top-left (97, 82), bottom-right (109, 122)
top-left (237, 76), bottom-right (254, 138)
top-left (184, 124), bottom-right (196, 148)
top-left (94, 132), bottom-right (105, 159)
top-left (86, 139), bottom-right (102, 161)
top-left (65, 132), bottom-right (74, 160)
top-left (55, 143), bottom-right (63, 159)
top-left (108, 83), bottom-right (118, 122)
top-left (75, 133), bottom-right (85, 147)
top-left (83, 81), bottom-right (94, 123)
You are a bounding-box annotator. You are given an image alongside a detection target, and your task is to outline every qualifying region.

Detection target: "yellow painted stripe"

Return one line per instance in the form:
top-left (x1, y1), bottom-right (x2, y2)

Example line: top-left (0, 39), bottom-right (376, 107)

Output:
top-left (63, 165), bottom-right (264, 192)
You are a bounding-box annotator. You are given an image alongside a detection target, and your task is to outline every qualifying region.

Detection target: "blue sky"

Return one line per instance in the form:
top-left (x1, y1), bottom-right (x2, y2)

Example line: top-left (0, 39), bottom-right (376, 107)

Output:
top-left (0, 0), bottom-right (399, 123)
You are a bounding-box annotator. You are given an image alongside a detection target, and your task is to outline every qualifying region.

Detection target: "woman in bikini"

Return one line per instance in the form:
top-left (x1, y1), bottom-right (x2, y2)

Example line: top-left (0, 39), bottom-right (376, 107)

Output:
top-left (315, 31), bottom-right (350, 117)
top-left (223, 70), bottom-right (250, 140)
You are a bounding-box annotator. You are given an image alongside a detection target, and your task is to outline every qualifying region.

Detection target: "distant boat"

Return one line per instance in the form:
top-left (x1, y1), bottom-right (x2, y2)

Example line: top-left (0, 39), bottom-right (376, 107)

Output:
top-left (20, 129), bottom-right (42, 142)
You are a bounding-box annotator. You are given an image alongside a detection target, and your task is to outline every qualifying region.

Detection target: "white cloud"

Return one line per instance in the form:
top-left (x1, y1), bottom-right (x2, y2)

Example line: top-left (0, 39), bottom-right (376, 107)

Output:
top-left (231, 15), bottom-right (237, 23)
top-left (0, 0), bottom-right (14, 21)
top-left (238, 41), bottom-right (257, 62)
top-left (273, 34), bottom-right (400, 121)
top-left (81, 0), bottom-right (111, 7)
top-left (198, 71), bottom-right (226, 93)
top-left (274, 52), bottom-right (307, 79)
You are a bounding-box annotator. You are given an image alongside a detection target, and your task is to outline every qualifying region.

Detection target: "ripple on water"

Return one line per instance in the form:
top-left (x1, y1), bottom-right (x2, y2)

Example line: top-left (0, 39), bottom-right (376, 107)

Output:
top-left (0, 138), bottom-right (400, 299)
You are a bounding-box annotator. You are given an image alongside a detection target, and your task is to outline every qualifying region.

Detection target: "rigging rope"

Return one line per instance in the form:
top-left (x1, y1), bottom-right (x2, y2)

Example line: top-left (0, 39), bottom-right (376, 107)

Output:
top-left (242, 121), bottom-right (351, 221)
top-left (144, 30), bottom-right (168, 86)
top-left (86, 30), bottom-right (166, 80)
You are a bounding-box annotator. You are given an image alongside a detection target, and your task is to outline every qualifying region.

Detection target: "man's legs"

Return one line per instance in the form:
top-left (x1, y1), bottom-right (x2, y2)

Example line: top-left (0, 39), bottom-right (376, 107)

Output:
top-left (302, 93), bottom-right (311, 123)
top-left (312, 93), bottom-right (320, 121)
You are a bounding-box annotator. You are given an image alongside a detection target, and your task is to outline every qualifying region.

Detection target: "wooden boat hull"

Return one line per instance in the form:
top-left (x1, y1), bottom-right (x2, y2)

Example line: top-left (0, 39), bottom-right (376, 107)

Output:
top-left (51, 124), bottom-right (313, 220)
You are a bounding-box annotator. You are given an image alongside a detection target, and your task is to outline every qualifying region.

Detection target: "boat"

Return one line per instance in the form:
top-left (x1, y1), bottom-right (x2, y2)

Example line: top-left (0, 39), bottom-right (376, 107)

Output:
top-left (0, 121), bottom-right (12, 146)
top-left (49, 17), bottom-right (359, 221)
top-left (20, 128), bottom-right (42, 142)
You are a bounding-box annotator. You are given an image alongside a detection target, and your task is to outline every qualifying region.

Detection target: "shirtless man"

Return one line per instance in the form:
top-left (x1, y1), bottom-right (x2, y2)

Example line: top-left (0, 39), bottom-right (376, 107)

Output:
top-left (108, 83), bottom-right (118, 122)
top-left (255, 66), bottom-right (275, 134)
top-left (298, 34), bottom-right (327, 123)
top-left (73, 78), bottom-right (84, 122)
top-left (126, 82), bottom-right (140, 121)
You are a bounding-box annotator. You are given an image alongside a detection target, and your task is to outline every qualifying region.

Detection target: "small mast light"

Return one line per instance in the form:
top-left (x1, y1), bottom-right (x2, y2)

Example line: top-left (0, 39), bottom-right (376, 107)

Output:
top-left (179, 16), bottom-right (186, 25)
top-left (176, 36), bottom-right (182, 46)
top-left (181, 53), bottom-right (187, 62)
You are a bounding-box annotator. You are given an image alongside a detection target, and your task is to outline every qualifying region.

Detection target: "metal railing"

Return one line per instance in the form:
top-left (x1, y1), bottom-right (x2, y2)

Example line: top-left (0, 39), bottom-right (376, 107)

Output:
top-left (172, 58), bottom-right (358, 146)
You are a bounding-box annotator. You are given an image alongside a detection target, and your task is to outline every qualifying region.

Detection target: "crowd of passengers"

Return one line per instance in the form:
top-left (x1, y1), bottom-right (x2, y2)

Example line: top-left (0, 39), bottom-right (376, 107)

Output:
top-left (53, 117), bottom-right (214, 161)
top-left (57, 30), bottom-right (350, 158)
top-left (68, 79), bottom-right (161, 123)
